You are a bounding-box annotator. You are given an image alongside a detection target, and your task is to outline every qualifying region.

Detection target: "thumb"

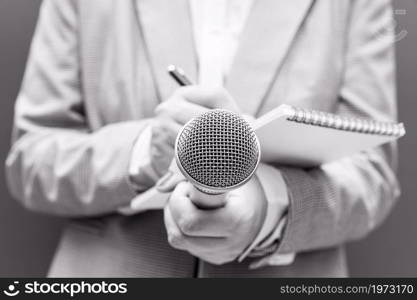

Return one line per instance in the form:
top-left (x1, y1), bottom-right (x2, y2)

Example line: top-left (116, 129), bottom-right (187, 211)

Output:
top-left (156, 161), bottom-right (185, 192)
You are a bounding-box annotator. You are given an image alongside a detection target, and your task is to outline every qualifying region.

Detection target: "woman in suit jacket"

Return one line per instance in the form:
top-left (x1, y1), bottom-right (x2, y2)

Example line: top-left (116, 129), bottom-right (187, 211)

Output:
top-left (6, 0), bottom-right (400, 277)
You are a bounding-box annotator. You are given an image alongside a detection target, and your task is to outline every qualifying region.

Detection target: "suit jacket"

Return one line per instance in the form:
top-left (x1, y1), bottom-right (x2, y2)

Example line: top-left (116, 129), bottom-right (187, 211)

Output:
top-left (5, 0), bottom-right (400, 277)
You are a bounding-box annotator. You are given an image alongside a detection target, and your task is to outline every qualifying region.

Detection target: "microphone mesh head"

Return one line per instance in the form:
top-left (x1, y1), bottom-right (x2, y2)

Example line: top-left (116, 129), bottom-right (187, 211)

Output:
top-left (176, 109), bottom-right (260, 190)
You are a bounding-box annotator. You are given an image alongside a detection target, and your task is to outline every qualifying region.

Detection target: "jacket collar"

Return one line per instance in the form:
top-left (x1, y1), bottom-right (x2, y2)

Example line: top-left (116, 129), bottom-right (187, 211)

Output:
top-left (134, 0), bottom-right (197, 101)
top-left (135, 0), bottom-right (314, 115)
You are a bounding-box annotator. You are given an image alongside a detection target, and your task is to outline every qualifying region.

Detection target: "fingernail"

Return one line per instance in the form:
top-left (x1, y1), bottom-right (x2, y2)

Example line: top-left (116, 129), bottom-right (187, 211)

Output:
top-left (156, 171), bottom-right (173, 188)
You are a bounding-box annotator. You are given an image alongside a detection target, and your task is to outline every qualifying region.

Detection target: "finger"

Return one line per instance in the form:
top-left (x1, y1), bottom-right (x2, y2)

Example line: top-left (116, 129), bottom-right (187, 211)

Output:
top-left (155, 98), bottom-right (209, 125)
top-left (164, 204), bottom-right (188, 250)
top-left (152, 147), bottom-right (174, 166)
top-left (164, 205), bottom-right (226, 253)
top-left (168, 184), bottom-right (237, 237)
top-left (156, 160), bottom-right (185, 192)
top-left (156, 170), bottom-right (185, 192)
top-left (174, 86), bottom-right (240, 112)
top-left (152, 117), bottom-right (182, 147)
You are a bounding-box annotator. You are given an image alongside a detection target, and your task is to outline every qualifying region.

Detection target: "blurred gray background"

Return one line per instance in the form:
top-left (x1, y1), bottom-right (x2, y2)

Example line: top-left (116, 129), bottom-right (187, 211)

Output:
top-left (0, 0), bottom-right (416, 277)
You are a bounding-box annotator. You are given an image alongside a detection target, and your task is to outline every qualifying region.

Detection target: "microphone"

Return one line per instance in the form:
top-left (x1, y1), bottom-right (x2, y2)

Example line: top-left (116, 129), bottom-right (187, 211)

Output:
top-left (175, 109), bottom-right (261, 208)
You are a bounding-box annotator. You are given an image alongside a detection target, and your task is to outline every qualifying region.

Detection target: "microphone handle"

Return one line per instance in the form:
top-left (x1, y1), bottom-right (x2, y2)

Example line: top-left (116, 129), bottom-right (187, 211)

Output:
top-left (189, 186), bottom-right (227, 209)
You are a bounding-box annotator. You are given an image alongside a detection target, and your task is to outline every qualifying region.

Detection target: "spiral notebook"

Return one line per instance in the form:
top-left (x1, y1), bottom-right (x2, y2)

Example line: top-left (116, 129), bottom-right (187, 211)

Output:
top-left (253, 104), bottom-right (405, 167)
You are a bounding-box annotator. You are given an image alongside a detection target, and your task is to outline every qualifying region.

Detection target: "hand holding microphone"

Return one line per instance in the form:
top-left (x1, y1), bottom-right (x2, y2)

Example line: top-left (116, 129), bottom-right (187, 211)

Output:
top-left (158, 66), bottom-right (260, 208)
top-left (157, 67), bottom-right (267, 264)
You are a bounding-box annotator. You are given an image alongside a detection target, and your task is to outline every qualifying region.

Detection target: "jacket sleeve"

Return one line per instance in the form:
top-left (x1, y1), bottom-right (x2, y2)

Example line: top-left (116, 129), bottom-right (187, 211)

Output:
top-left (261, 0), bottom-right (400, 254)
top-left (5, 0), bottom-right (150, 217)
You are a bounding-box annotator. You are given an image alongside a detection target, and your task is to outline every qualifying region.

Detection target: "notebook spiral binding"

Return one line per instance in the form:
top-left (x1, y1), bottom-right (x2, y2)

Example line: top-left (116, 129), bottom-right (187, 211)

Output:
top-left (286, 105), bottom-right (405, 137)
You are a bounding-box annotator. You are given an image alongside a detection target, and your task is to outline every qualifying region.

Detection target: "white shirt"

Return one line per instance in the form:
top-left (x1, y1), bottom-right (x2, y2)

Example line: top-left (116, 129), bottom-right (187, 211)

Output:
top-left (191, 0), bottom-right (293, 267)
top-left (190, 0), bottom-right (253, 87)
top-left (127, 0), bottom-right (294, 268)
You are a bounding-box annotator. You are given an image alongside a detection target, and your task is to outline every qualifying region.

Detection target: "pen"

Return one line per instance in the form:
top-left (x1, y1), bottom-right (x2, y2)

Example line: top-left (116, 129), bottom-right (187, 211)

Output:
top-left (167, 65), bottom-right (193, 86)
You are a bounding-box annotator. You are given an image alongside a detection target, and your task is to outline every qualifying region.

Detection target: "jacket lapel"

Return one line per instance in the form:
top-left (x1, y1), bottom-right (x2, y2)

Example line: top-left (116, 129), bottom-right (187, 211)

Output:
top-left (226, 0), bottom-right (314, 115)
top-left (134, 0), bottom-right (197, 101)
